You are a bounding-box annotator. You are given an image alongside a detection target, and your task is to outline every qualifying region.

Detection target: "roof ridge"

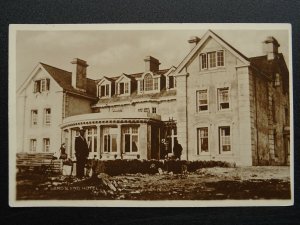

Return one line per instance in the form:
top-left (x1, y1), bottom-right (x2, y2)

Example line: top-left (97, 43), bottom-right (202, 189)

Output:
top-left (208, 30), bottom-right (249, 61)
top-left (40, 62), bottom-right (71, 74)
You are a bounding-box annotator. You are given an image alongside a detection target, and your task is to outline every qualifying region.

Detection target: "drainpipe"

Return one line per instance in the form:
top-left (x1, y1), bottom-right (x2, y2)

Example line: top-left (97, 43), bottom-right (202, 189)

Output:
top-left (22, 95), bottom-right (27, 152)
top-left (254, 75), bottom-right (260, 165)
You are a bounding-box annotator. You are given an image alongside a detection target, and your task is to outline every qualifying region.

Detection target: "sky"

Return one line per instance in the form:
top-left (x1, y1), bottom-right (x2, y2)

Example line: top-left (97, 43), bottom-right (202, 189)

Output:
top-left (15, 26), bottom-right (290, 88)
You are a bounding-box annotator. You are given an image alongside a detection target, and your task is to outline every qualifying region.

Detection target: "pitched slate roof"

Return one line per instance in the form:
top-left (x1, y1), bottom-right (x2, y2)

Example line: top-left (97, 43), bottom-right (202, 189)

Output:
top-left (249, 53), bottom-right (289, 92)
top-left (98, 69), bottom-right (170, 82)
top-left (95, 89), bottom-right (176, 106)
top-left (40, 63), bottom-right (97, 99)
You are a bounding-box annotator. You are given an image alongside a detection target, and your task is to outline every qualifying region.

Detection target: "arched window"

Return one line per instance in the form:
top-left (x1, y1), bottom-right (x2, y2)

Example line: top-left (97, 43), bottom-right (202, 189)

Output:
top-left (144, 74), bottom-right (153, 91)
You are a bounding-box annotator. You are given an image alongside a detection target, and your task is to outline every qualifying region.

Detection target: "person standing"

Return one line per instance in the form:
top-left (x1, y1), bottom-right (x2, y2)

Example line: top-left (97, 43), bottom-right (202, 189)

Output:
top-left (75, 128), bottom-right (89, 178)
top-left (173, 139), bottom-right (183, 160)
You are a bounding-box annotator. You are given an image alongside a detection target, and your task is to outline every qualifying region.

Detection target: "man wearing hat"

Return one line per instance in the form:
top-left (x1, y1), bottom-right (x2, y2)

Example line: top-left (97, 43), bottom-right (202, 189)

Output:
top-left (75, 128), bottom-right (89, 178)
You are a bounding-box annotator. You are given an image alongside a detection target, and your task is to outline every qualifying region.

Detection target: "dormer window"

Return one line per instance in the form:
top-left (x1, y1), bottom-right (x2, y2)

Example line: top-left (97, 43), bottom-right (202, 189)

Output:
top-left (200, 50), bottom-right (225, 70)
top-left (168, 76), bottom-right (176, 89)
top-left (145, 74), bottom-right (153, 91)
top-left (139, 73), bottom-right (160, 93)
top-left (99, 84), bottom-right (110, 97)
top-left (118, 82), bottom-right (129, 95)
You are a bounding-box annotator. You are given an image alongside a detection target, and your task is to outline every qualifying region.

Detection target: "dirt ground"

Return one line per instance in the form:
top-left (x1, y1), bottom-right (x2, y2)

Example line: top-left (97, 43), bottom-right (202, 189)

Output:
top-left (16, 166), bottom-right (291, 200)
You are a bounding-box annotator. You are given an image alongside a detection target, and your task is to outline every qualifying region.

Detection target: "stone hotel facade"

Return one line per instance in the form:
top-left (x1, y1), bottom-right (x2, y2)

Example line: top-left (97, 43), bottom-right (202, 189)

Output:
top-left (17, 30), bottom-right (290, 166)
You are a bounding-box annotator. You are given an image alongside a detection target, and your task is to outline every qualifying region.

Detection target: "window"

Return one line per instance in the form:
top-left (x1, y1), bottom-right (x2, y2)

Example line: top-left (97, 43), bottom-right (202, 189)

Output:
top-left (119, 83), bottom-right (124, 94)
top-left (200, 53), bottom-right (207, 69)
top-left (144, 108), bottom-right (150, 113)
top-left (125, 83), bottom-right (129, 94)
top-left (118, 82), bottom-right (129, 95)
top-left (200, 50), bottom-right (225, 70)
top-left (30, 139), bottom-right (37, 152)
top-left (217, 51), bottom-right (224, 66)
top-left (123, 127), bottom-right (138, 153)
top-left (44, 108), bottom-right (51, 125)
top-left (31, 110), bottom-right (38, 126)
top-left (219, 126), bottom-right (231, 153)
top-left (197, 127), bottom-right (208, 154)
top-left (139, 80), bottom-right (144, 92)
top-left (152, 107), bottom-right (157, 113)
top-left (274, 73), bottom-right (280, 87)
top-left (34, 78), bottom-right (50, 93)
top-left (144, 74), bottom-right (153, 91)
top-left (138, 108), bottom-right (143, 112)
top-left (86, 128), bottom-right (97, 153)
top-left (105, 84), bottom-right (109, 96)
top-left (34, 80), bottom-right (41, 93)
top-left (99, 84), bottom-right (110, 97)
top-left (197, 90), bottom-right (208, 112)
top-left (169, 76), bottom-right (175, 89)
top-left (103, 127), bottom-right (117, 153)
top-left (208, 52), bottom-right (216, 68)
top-left (43, 138), bottom-right (50, 152)
top-left (154, 78), bottom-right (159, 90)
top-left (218, 87), bottom-right (230, 110)
top-left (143, 74), bottom-right (160, 92)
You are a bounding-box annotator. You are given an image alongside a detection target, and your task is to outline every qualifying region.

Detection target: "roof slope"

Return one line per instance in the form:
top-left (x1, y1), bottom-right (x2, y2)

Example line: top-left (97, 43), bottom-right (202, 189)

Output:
top-left (40, 63), bottom-right (97, 99)
top-left (95, 89), bottom-right (176, 106)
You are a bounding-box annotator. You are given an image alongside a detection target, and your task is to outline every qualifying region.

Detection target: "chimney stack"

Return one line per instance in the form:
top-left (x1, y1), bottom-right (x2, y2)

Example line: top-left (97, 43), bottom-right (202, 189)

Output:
top-left (263, 36), bottom-right (280, 60)
top-left (144, 56), bottom-right (160, 72)
top-left (188, 36), bottom-right (200, 50)
top-left (71, 58), bottom-right (88, 90)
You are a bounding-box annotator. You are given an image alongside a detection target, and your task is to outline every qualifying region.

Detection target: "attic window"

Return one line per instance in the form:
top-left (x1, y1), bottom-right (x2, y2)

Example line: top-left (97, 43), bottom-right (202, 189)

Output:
top-left (200, 50), bottom-right (225, 70)
top-left (169, 76), bottom-right (176, 89)
top-left (34, 78), bottom-right (50, 93)
top-left (118, 82), bottom-right (129, 95)
top-left (140, 73), bottom-right (160, 93)
top-left (99, 84), bottom-right (110, 97)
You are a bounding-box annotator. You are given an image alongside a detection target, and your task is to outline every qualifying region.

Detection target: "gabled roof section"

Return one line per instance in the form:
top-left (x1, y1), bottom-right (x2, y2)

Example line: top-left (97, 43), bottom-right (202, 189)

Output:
top-left (115, 73), bottom-right (133, 83)
top-left (165, 66), bottom-right (177, 77)
top-left (249, 53), bottom-right (289, 92)
top-left (40, 63), bottom-right (97, 99)
top-left (175, 30), bottom-right (250, 74)
top-left (97, 76), bottom-right (115, 85)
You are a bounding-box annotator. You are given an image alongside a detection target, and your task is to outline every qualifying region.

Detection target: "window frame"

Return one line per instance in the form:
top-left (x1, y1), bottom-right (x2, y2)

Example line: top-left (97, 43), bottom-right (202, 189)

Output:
top-left (43, 138), bottom-right (50, 152)
top-left (197, 127), bottom-right (209, 155)
top-left (30, 139), bottom-right (37, 152)
top-left (44, 108), bottom-right (51, 126)
top-left (200, 50), bottom-right (225, 71)
top-left (122, 126), bottom-right (139, 153)
top-left (217, 87), bottom-right (230, 111)
top-left (196, 89), bottom-right (209, 112)
top-left (219, 126), bottom-right (231, 154)
top-left (200, 53), bottom-right (208, 70)
top-left (31, 110), bottom-right (38, 126)
top-left (86, 127), bottom-right (98, 153)
top-left (98, 83), bottom-right (110, 98)
top-left (103, 127), bottom-right (117, 153)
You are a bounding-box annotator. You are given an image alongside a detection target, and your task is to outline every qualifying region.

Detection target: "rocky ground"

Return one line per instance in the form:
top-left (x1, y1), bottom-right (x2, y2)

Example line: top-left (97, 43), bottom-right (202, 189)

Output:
top-left (16, 166), bottom-right (291, 200)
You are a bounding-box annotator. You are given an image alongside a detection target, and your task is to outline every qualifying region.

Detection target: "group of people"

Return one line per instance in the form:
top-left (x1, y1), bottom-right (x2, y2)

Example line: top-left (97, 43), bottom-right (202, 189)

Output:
top-left (53, 128), bottom-right (89, 178)
top-left (56, 128), bottom-right (183, 178)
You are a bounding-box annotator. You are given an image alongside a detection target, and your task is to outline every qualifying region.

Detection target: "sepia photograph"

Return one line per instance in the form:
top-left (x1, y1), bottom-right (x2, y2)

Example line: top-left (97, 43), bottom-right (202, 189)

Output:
top-left (9, 24), bottom-right (293, 207)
